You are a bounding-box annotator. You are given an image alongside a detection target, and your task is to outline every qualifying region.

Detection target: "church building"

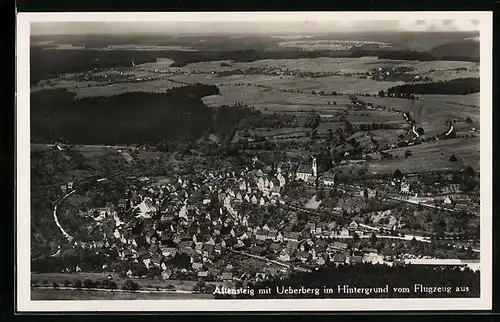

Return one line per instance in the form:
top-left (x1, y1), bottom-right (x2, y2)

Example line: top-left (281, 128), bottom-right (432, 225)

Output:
top-left (296, 156), bottom-right (318, 184)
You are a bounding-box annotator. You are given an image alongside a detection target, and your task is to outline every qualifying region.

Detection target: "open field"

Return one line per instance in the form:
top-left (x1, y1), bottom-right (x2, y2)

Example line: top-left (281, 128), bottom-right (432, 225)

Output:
top-left (31, 56), bottom-right (480, 105)
top-left (31, 144), bottom-right (133, 154)
top-left (236, 127), bottom-right (312, 143)
top-left (204, 88), bottom-right (353, 111)
top-left (344, 109), bottom-right (405, 124)
top-left (367, 137), bottom-right (479, 174)
top-left (348, 129), bottom-right (403, 147)
top-left (170, 73), bottom-right (398, 95)
top-left (315, 122), bottom-right (344, 133)
top-left (140, 57), bottom-right (478, 78)
top-left (418, 94), bottom-right (480, 107)
top-left (33, 78), bottom-right (181, 99)
top-left (360, 96), bottom-right (479, 136)
top-left (72, 79), bottom-right (180, 99)
top-left (72, 146), bottom-right (120, 158)
top-left (31, 288), bottom-right (214, 300)
top-left (139, 59), bottom-right (232, 71)
top-left (31, 144), bottom-right (53, 153)
top-left (277, 39), bottom-right (391, 51)
top-left (65, 193), bottom-right (92, 206)
top-left (44, 44), bottom-right (198, 51)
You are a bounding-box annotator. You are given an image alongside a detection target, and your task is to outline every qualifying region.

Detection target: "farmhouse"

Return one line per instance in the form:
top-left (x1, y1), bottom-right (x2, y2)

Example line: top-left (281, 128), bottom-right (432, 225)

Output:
top-left (221, 272), bottom-right (233, 281)
top-left (443, 196), bottom-right (455, 206)
top-left (400, 178), bottom-right (411, 194)
top-left (320, 169), bottom-right (337, 186)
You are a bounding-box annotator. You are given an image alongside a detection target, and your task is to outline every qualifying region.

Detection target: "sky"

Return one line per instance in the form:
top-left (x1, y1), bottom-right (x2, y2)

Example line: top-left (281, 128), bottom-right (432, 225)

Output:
top-left (31, 19), bottom-right (481, 36)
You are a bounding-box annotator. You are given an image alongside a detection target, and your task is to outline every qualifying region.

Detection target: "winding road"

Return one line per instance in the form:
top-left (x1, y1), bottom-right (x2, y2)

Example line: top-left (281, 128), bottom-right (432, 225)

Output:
top-left (53, 190), bottom-right (77, 242)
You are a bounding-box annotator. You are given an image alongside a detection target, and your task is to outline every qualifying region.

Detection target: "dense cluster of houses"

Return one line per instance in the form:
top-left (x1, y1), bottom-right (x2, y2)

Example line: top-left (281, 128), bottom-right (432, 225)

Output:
top-left (63, 146), bottom-right (479, 285)
top-left (391, 175), bottom-right (477, 212)
top-left (73, 155), bottom-right (416, 282)
top-left (362, 66), bottom-right (431, 83)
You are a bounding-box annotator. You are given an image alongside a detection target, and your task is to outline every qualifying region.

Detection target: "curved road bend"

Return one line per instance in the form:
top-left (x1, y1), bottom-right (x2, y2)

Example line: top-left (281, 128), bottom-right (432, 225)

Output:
top-left (53, 190), bottom-right (77, 241)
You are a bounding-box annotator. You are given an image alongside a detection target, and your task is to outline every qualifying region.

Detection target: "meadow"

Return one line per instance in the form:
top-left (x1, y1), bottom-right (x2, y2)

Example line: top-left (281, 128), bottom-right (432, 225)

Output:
top-left (204, 87), bottom-right (352, 110)
top-left (347, 129), bottom-right (403, 147)
top-left (367, 137), bottom-right (479, 174)
top-left (162, 57), bottom-right (477, 77)
top-left (33, 78), bottom-right (181, 99)
top-left (31, 288), bottom-right (214, 300)
top-left (360, 96), bottom-right (479, 136)
top-left (418, 94), bottom-right (480, 107)
top-left (32, 57), bottom-right (479, 105)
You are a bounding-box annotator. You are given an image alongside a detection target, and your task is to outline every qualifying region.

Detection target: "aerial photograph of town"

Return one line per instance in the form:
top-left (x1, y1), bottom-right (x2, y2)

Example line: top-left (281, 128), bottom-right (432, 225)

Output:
top-left (27, 17), bottom-right (483, 302)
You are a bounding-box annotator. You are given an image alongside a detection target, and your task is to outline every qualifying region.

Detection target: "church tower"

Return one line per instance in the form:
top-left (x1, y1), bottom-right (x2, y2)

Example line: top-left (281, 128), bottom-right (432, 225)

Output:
top-left (312, 157), bottom-right (317, 177)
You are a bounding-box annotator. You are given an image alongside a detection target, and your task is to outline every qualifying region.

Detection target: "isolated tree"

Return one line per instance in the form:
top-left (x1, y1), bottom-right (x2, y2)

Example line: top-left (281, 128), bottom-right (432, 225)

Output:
top-left (466, 246), bottom-right (474, 258)
top-left (205, 283), bottom-right (216, 294)
top-left (52, 282), bottom-right (59, 289)
top-left (193, 281), bottom-right (206, 293)
top-left (404, 150), bottom-right (412, 158)
top-left (122, 279), bottom-right (140, 292)
top-left (74, 280), bottom-right (82, 289)
top-left (463, 165), bottom-right (475, 177)
top-left (393, 169), bottom-right (403, 180)
top-left (370, 233), bottom-right (378, 246)
top-left (353, 232), bottom-right (360, 243)
top-left (449, 154), bottom-right (458, 162)
top-left (311, 114), bottom-right (321, 129)
top-left (327, 129), bottom-right (334, 142)
top-left (316, 189), bottom-right (325, 201)
top-left (410, 237), bottom-right (418, 246)
top-left (465, 117), bottom-right (473, 124)
top-left (83, 279), bottom-right (95, 289)
top-left (63, 280), bottom-right (71, 288)
top-left (416, 127), bottom-right (425, 135)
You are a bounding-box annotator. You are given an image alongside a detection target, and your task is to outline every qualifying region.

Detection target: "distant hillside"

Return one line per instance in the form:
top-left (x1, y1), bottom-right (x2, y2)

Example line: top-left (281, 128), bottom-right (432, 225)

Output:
top-left (31, 41), bottom-right (480, 85)
top-left (430, 39), bottom-right (480, 61)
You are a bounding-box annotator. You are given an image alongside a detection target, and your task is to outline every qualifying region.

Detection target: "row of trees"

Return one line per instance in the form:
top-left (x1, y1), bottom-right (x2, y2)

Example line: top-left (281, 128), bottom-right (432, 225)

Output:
top-left (385, 78), bottom-right (480, 95)
top-left (32, 278), bottom-right (140, 291)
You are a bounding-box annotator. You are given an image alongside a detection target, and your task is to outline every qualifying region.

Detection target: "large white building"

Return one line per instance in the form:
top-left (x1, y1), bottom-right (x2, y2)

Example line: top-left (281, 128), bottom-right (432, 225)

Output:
top-left (320, 169), bottom-right (336, 186)
top-left (400, 178), bottom-right (411, 194)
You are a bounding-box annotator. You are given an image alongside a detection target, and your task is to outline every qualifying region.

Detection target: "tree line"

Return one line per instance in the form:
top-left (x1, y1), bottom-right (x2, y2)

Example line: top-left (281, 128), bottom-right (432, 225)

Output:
top-left (385, 78), bottom-right (479, 95)
top-left (30, 84), bottom-right (233, 145)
